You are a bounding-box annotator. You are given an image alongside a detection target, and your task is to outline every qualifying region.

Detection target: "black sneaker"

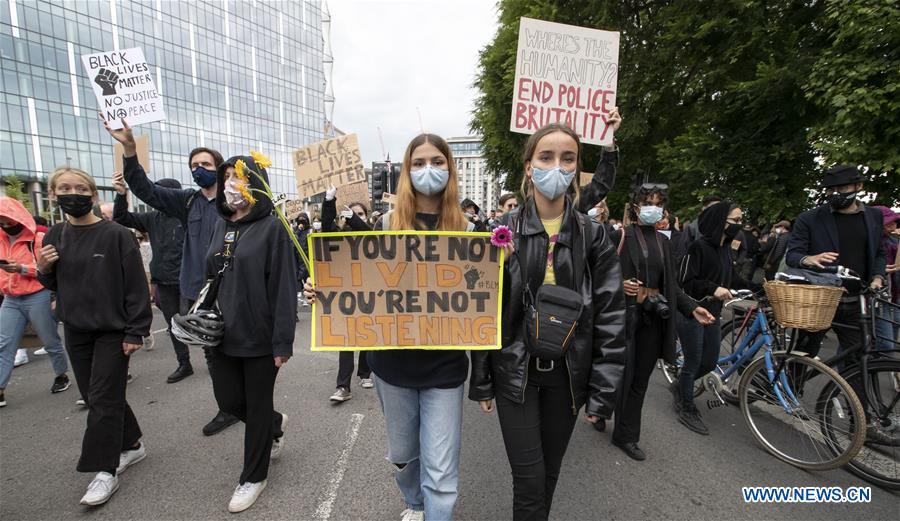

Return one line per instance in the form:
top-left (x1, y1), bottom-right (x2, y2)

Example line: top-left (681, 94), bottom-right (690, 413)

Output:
top-left (166, 363), bottom-right (194, 384)
top-left (51, 374), bottom-right (71, 394)
top-left (678, 405), bottom-right (709, 436)
top-left (203, 411), bottom-right (239, 436)
top-left (0, 392), bottom-right (6, 408)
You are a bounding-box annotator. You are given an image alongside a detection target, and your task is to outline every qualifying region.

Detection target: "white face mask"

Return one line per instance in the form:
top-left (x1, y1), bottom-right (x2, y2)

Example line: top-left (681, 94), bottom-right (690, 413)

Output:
top-left (224, 179), bottom-right (250, 209)
top-left (409, 165), bottom-right (450, 196)
top-left (312, 221), bottom-right (322, 231)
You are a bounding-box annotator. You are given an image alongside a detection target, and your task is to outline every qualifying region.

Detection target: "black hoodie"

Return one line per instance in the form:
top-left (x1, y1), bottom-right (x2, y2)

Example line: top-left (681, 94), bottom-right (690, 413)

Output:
top-left (678, 201), bottom-right (756, 315)
top-left (204, 155), bottom-right (298, 357)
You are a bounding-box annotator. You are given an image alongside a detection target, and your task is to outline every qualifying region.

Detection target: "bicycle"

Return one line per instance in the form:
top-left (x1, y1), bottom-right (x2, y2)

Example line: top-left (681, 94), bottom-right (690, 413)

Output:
top-left (661, 289), bottom-right (866, 470)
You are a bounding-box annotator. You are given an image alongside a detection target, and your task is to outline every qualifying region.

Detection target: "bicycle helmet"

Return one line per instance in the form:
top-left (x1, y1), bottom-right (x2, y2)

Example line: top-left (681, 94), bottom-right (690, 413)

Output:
top-left (171, 309), bottom-right (225, 347)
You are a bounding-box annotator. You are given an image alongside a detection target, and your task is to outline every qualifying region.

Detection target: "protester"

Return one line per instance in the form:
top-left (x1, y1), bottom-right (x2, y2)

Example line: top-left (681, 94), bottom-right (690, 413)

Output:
top-left (292, 213), bottom-right (311, 296)
top-left (306, 133), bottom-right (475, 521)
top-left (677, 201), bottom-right (758, 435)
top-left (871, 207), bottom-right (899, 351)
top-left (319, 186), bottom-right (374, 402)
top-left (675, 194), bottom-right (723, 263)
top-left (469, 123), bottom-right (626, 520)
top-left (588, 199), bottom-right (614, 235)
top-left (497, 193), bottom-right (519, 215)
top-left (184, 154), bottom-right (297, 513)
top-left (112, 173), bottom-right (190, 383)
top-left (608, 185), bottom-right (714, 460)
top-left (0, 197), bottom-right (71, 408)
top-left (36, 166), bottom-right (152, 506)
top-left (461, 198), bottom-right (485, 229)
top-left (759, 220), bottom-right (791, 280)
top-left (103, 116), bottom-right (238, 436)
top-left (32, 215), bottom-right (49, 234)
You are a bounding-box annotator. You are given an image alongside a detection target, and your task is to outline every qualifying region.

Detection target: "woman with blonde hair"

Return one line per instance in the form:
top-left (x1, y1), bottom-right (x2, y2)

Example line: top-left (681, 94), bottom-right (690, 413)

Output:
top-left (36, 166), bottom-right (152, 507)
top-left (305, 133), bottom-right (474, 521)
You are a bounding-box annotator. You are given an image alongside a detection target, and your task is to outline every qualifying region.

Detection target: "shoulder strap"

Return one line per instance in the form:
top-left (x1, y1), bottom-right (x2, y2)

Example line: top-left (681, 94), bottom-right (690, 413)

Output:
top-left (381, 211), bottom-right (392, 231)
top-left (575, 212), bottom-right (591, 289)
top-left (617, 224), bottom-right (626, 254)
top-left (186, 190), bottom-right (200, 212)
top-left (27, 232), bottom-right (44, 262)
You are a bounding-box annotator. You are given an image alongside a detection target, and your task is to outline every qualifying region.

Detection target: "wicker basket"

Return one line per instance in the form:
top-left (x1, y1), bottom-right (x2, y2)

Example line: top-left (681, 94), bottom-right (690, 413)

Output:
top-left (763, 280), bottom-right (844, 332)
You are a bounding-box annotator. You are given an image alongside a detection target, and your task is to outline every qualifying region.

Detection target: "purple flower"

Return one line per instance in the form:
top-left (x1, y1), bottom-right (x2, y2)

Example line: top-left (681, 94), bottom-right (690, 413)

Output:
top-left (491, 225), bottom-right (513, 247)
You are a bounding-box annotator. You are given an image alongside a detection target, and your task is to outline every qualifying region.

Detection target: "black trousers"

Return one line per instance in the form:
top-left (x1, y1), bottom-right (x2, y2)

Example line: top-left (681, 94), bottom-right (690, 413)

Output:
top-left (613, 310), bottom-right (665, 443)
top-left (495, 359), bottom-right (578, 521)
top-left (209, 349), bottom-right (285, 484)
top-left (65, 328), bottom-right (142, 474)
top-left (157, 283), bottom-right (189, 365)
top-left (797, 300), bottom-right (863, 362)
top-left (336, 351), bottom-right (371, 389)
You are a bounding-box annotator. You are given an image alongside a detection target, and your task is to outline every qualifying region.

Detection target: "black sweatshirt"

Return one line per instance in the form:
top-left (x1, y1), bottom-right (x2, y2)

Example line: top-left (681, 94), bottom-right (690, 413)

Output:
top-left (367, 212), bottom-right (470, 389)
top-left (206, 155), bottom-right (298, 358)
top-left (38, 220), bottom-right (152, 344)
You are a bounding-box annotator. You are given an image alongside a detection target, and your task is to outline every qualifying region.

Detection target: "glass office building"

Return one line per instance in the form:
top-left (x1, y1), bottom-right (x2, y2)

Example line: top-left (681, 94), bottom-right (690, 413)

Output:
top-left (1, 0), bottom-right (327, 214)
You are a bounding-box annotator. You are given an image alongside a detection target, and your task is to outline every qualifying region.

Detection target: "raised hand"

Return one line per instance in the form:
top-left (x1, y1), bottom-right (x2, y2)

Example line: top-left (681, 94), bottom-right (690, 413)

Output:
top-left (100, 113), bottom-right (136, 155)
top-left (112, 171), bottom-right (128, 195)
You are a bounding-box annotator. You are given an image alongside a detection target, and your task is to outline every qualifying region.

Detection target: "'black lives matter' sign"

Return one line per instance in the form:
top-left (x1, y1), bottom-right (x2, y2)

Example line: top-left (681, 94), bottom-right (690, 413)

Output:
top-left (82, 48), bottom-right (166, 130)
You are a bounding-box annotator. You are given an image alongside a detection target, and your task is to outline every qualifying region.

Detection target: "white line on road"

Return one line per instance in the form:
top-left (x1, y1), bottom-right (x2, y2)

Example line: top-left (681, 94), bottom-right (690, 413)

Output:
top-left (313, 413), bottom-right (365, 521)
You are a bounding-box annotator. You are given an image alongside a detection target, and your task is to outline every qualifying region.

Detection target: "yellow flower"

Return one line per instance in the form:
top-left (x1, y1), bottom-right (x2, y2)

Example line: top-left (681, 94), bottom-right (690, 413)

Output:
top-left (235, 159), bottom-right (246, 179)
top-left (236, 180), bottom-right (257, 205)
top-left (250, 150), bottom-right (272, 170)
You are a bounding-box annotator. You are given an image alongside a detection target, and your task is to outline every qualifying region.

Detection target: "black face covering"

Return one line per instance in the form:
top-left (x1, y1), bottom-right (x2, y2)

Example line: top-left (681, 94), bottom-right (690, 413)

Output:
top-left (828, 191), bottom-right (857, 210)
top-left (723, 222), bottom-right (741, 241)
top-left (57, 194), bottom-right (94, 218)
top-left (1, 223), bottom-right (25, 235)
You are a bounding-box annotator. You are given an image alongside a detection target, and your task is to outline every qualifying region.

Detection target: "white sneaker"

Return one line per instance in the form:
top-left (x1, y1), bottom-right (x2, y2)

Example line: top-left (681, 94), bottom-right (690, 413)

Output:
top-left (227, 480), bottom-right (267, 513)
top-left (330, 387), bottom-right (352, 402)
top-left (271, 413), bottom-right (288, 460)
top-left (79, 472), bottom-right (119, 506)
top-left (400, 508), bottom-right (425, 521)
top-left (76, 398), bottom-right (87, 407)
top-left (34, 347), bottom-right (48, 355)
top-left (13, 349), bottom-right (29, 367)
top-left (360, 378), bottom-right (374, 389)
top-left (116, 443), bottom-right (146, 474)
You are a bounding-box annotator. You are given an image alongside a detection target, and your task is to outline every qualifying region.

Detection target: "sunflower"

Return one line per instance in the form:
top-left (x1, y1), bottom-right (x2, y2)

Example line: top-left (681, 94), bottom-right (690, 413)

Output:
top-left (250, 150), bottom-right (272, 170)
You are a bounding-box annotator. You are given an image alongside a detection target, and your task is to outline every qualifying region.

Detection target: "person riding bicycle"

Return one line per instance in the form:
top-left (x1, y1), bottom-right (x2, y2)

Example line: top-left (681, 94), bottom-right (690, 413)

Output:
top-left (785, 165), bottom-right (886, 358)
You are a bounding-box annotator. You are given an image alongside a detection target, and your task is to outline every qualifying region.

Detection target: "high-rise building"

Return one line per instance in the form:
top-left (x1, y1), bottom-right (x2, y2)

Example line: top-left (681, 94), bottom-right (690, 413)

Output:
top-left (448, 135), bottom-right (500, 214)
top-left (1, 0), bottom-right (327, 215)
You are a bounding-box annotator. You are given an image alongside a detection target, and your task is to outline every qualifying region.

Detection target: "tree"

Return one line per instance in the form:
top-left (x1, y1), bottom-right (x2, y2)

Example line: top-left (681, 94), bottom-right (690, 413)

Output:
top-left (471, 0), bottom-right (899, 224)
top-left (2, 175), bottom-right (34, 213)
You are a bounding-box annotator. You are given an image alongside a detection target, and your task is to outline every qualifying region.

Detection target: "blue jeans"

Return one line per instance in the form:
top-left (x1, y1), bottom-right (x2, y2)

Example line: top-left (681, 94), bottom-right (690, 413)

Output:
top-left (874, 303), bottom-right (899, 351)
top-left (0, 289), bottom-right (68, 389)
top-left (677, 314), bottom-right (721, 407)
top-left (374, 374), bottom-right (463, 521)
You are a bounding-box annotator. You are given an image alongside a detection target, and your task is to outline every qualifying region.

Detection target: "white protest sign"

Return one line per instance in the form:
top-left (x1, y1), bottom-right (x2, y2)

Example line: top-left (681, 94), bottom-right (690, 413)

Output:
top-left (82, 48), bottom-right (166, 130)
top-left (510, 18), bottom-right (619, 146)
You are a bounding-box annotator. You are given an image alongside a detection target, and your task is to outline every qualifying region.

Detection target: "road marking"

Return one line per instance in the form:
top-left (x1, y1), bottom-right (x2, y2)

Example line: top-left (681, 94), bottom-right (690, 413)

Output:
top-left (313, 413), bottom-right (365, 520)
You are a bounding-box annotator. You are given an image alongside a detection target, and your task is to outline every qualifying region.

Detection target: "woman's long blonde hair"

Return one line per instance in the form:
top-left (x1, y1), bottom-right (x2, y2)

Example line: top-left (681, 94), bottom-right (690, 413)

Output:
top-left (390, 133), bottom-right (468, 231)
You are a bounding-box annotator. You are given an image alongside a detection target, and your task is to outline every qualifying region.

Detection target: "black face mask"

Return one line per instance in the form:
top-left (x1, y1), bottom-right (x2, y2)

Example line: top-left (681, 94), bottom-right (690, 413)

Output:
top-left (724, 222), bottom-right (741, 241)
top-left (57, 194), bottom-right (94, 218)
top-left (828, 191), bottom-right (857, 210)
top-left (1, 223), bottom-right (25, 235)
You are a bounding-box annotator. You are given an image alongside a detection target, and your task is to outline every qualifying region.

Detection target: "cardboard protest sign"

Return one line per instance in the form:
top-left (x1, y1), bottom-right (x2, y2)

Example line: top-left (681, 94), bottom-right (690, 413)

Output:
top-left (309, 231), bottom-right (504, 351)
top-left (340, 179), bottom-right (370, 209)
top-left (381, 193), bottom-right (397, 206)
top-left (114, 135), bottom-right (150, 173)
top-left (284, 200), bottom-right (305, 220)
top-left (82, 48), bottom-right (165, 130)
top-left (293, 134), bottom-right (366, 200)
top-left (510, 18), bottom-right (619, 146)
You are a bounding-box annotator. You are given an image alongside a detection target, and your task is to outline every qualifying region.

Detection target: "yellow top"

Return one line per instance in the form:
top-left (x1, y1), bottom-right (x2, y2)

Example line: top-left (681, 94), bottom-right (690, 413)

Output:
top-left (541, 214), bottom-right (563, 285)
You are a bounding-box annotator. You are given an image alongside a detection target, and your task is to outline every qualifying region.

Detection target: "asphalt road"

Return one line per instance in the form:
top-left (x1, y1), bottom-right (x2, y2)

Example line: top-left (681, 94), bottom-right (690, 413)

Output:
top-left (1, 309), bottom-right (897, 520)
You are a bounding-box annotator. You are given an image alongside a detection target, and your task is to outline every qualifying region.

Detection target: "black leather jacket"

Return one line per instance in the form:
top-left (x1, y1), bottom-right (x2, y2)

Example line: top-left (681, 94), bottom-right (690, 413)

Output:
top-left (469, 198), bottom-right (627, 418)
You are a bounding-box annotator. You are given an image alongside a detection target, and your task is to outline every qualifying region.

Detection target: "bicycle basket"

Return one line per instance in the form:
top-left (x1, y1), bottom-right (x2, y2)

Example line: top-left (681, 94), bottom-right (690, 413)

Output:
top-left (763, 280), bottom-right (844, 332)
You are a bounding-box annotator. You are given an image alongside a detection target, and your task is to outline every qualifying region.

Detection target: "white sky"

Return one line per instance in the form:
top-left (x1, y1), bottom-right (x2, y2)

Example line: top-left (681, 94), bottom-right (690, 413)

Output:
top-left (328, 0), bottom-right (499, 164)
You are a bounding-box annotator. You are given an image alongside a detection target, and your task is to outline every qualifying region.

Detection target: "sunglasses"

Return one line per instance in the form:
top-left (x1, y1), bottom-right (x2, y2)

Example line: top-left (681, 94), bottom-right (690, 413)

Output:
top-left (640, 183), bottom-right (669, 191)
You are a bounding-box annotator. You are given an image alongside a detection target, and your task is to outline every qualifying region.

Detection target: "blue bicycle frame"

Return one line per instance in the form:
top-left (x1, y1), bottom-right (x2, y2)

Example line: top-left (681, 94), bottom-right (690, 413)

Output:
top-left (715, 306), bottom-right (801, 411)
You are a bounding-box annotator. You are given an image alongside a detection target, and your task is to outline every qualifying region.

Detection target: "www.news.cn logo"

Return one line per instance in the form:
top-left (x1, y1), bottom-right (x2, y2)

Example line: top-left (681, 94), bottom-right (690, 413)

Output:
top-left (742, 486), bottom-right (872, 503)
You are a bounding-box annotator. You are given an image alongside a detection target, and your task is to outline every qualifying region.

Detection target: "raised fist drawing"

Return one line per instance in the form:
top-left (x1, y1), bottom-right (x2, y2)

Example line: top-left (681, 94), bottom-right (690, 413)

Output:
top-left (94, 68), bottom-right (119, 95)
top-left (464, 267), bottom-right (482, 290)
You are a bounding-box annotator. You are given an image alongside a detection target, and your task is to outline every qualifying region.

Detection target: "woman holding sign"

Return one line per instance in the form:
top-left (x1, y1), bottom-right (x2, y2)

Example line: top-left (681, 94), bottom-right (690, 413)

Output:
top-left (469, 123), bottom-right (627, 521)
top-left (305, 133), bottom-right (475, 521)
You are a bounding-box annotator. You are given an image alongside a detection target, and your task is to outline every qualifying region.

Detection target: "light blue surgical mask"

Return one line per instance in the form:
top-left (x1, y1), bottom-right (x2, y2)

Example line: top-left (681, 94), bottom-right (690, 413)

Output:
top-left (531, 166), bottom-right (575, 200)
top-left (638, 205), bottom-right (664, 225)
top-left (409, 165), bottom-right (449, 196)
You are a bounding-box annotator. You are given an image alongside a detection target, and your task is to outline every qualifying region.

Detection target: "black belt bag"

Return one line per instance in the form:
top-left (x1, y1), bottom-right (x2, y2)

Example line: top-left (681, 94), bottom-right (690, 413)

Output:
top-left (524, 283), bottom-right (584, 360)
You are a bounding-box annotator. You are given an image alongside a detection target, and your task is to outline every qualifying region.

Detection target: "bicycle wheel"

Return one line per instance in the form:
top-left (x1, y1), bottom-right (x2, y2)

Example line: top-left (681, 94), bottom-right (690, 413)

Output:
top-left (825, 360), bottom-right (900, 490)
top-left (739, 353), bottom-right (866, 470)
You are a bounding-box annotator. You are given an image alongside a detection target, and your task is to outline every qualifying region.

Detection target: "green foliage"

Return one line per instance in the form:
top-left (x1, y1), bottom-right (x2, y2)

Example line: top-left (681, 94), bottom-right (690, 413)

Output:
top-left (472, 0), bottom-right (899, 223)
top-left (2, 175), bottom-right (34, 213)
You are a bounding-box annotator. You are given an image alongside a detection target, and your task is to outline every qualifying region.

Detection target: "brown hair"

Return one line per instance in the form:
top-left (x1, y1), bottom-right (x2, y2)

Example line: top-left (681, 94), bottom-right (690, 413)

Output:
top-left (188, 147), bottom-right (224, 168)
top-left (519, 123), bottom-right (582, 205)
top-left (48, 167), bottom-right (97, 195)
top-left (348, 201), bottom-right (369, 218)
top-left (390, 134), bottom-right (468, 231)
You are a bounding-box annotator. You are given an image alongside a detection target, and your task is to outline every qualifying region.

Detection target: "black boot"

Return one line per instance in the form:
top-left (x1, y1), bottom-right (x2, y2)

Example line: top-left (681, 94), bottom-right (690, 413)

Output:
top-left (166, 363), bottom-right (194, 384)
top-left (203, 411), bottom-right (239, 436)
top-left (612, 439), bottom-right (646, 461)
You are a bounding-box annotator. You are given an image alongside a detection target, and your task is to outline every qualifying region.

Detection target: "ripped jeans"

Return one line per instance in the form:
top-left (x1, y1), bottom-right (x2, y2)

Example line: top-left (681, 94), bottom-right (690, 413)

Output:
top-left (373, 374), bottom-right (464, 521)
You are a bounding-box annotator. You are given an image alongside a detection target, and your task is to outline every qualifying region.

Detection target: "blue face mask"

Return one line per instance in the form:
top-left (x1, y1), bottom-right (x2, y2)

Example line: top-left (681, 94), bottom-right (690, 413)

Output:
top-left (409, 165), bottom-right (449, 196)
top-left (531, 166), bottom-right (575, 200)
top-left (192, 167), bottom-right (217, 188)
top-left (638, 205), bottom-right (664, 225)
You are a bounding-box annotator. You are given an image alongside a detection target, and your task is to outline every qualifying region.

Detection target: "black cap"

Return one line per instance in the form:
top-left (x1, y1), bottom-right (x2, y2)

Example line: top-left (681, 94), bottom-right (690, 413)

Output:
top-left (822, 165), bottom-right (863, 188)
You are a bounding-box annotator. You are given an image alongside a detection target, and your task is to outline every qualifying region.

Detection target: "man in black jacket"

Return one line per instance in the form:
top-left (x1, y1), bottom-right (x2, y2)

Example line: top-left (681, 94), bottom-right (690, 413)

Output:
top-left (112, 173), bottom-right (191, 384)
top-left (786, 165), bottom-right (886, 353)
